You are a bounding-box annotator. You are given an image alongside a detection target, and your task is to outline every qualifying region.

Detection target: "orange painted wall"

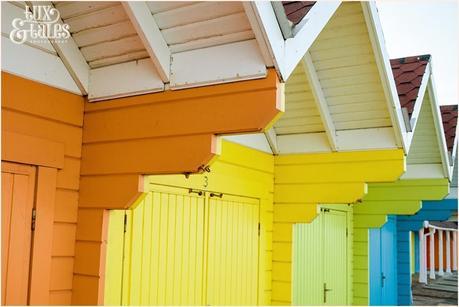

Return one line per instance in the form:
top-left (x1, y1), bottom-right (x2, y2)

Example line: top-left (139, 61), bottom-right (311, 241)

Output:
top-left (73, 69), bottom-right (283, 305)
top-left (2, 72), bottom-right (85, 305)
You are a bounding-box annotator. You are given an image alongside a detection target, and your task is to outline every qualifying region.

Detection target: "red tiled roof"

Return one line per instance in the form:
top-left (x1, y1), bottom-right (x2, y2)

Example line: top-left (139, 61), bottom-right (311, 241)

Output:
top-left (390, 55), bottom-right (430, 118)
top-left (440, 105), bottom-right (458, 152)
top-left (282, 1), bottom-right (316, 25)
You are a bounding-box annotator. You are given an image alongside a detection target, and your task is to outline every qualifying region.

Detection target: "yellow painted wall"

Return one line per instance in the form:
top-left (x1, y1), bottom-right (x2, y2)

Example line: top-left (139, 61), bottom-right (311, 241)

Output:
top-left (272, 149), bottom-right (405, 305)
top-left (104, 140), bottom-right (274, 305)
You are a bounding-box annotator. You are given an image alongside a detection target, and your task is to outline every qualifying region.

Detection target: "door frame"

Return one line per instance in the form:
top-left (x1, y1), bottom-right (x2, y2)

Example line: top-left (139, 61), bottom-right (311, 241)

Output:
top-left (2, 159), bottom-right (59, 304)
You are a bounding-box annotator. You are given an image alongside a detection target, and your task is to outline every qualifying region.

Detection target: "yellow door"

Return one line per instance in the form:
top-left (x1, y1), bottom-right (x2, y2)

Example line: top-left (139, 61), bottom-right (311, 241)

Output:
top-left (105, 186), bottom-right (260, 305)
top-left (206, 194), bottom-right (259, 305)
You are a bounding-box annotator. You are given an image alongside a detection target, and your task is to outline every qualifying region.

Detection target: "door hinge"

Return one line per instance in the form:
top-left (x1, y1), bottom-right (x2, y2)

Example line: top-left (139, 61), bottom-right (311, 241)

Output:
top-left (258, 223), bottom-right (261, 236)
top-left (123, 212), bottom-right (128, 233)
top-left (31, 208), bottom-right (37, 231)
top-left (346, 228), bottom-right (348, 237)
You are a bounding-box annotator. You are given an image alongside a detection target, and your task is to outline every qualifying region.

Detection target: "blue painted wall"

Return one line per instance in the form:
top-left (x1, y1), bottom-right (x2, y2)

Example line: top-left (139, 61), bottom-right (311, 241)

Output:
top-left (370, 216), bottom-right (398, 305)
top-left (396, 198), bottom-right (457, 305)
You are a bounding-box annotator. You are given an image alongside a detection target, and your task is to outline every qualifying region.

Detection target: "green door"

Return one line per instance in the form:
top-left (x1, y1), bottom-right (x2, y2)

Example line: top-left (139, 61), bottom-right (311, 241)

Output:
top-left (293, 208), bottom-right (348, 305)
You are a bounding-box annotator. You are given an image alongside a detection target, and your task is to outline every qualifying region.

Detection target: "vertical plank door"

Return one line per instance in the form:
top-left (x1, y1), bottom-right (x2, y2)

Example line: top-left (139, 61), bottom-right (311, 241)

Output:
top-left (2, 162), bottom-right (36, 305)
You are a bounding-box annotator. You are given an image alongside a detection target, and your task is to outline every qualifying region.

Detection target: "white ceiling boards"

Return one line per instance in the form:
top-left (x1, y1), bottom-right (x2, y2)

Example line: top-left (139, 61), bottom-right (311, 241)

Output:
top-left (3, 1), bottom-right (341, 101)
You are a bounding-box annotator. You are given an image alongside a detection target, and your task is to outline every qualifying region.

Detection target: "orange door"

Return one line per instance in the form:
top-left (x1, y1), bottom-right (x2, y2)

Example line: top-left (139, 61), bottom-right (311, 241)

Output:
top-left (2, 162), bottom-right (36, 305)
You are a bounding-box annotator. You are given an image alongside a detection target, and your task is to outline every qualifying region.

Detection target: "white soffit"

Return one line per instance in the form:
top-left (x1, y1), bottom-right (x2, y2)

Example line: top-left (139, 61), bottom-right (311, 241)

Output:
top-left (222, 134), bottom-right (273, 155)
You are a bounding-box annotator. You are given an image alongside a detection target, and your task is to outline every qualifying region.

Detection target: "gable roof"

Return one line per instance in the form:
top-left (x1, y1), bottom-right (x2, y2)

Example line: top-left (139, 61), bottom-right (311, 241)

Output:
top-left (440, 105), bottom-right (458, 152)
top-left (282, 1), bottom-right (316, 25)
top-left (390, 54), bottom-right (430, 119)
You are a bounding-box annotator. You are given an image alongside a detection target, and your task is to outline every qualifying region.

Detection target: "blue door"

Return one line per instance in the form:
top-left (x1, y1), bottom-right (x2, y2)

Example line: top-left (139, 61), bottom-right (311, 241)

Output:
top-left (370, 216), bottom-right (398, 305)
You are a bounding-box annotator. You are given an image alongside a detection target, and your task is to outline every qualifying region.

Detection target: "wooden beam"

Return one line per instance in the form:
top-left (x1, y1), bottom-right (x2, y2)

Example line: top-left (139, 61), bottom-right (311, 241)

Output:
top-left (245, 1), bottom-right (340, 82)
top-left (29, 1), bottom-right (90, 95)
top-left (264, 127), bottom-right (279, 154)
top-left (302, 52), bottom-right (337, 151)
top-left (361, 1), bottom-right (407, 151)
top-left (283, 1), bottom-right (341, 79)
top-left (122, 1), bottom-right (170, 83)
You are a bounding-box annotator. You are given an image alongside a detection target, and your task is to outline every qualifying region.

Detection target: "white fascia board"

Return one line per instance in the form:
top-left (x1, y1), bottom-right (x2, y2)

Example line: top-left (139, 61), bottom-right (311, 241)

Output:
top-left (222, 134), bottom-right (273, 155)
top-left (1, 36), bottom-right (81, 94)
top-left (243, 1), bottom-right (285, 77)
top-left (283, 1), bottom-right (341, 80)
top-left (277, 128), bottom-right (398, 154)
top-left (405, 63), bottom-right (432, 152)
top-left (245, 1), bottom-right (340, 82)
top-left (264, 127), bottom-right (279, 155)
top-left (31, 1), bottom-right (89, 95)
top-left (401, 164), bottom-right (445, 180)
top-left (88, 58), bottom-right (164, 101)
top-left (170, 40), bottom-right (266, 90)
top-left (427, 77), bottom-right (453, 180)
top-left (122, 1), bottom-right (170, 83)
top-left (361, 1), bottom-right (408, 153)
top-left (277, 133), bottom-right (331, 154)
top-left (302, 52), bottom-right (337, 151)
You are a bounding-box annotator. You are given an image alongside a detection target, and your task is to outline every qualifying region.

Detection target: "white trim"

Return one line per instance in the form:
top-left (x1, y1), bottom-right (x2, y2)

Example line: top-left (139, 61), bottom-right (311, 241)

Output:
top-left (453, 232), bottom-right (458, 271)
top-left (401, 164), bottom-right (445, 180)
top-left (122, 1), bottom-right (170, 83)
top-left (221, 134), bottom-right (273, 154)
top-left (406, 62), bottom-right (431, 151)
top-left (283, 1), bottom-right (341, 79)
top-left (419, 228), bottom-right (427, 284)
top-left (446, 230), bottom-right (452, 274)
top-left (429, 231), bottom-right (436, 280)
top-left (243, 2), bottom-right (275, 67)
top-left (335, 128), bottom-right (398, 151)
top-left (361, 1), bottom-right (407, 152)
top-left (169, 40), bottom-right (266, 90)
top-left (244, 1), bottom-right (285, 78)
top-left (302, 52), bottom-right (337, 151)
top-left (88, 58), bottom-right (164, 101)
top-left (245, 1), bottom-right (340, 81)
top-left (1, 36), bottom-right (81, 94)
top-left (264, 127), bottom-right (279, 155)
top-left (276, 128), bottom-right (397, 154)
top-left (427, 78), bottom-right (452, 180)
top-left (30, 1), bottom-right (89, 95)
top-left (438, 230), bottom-right (444, 276)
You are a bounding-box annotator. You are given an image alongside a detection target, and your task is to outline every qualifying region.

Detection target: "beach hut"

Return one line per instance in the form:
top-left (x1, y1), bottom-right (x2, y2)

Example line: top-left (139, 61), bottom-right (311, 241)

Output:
top-left (395, 105), bottom-right (458, 305)
top-left (352, 57), bottom-right (454, 305)
top-left (227, 2), bottom-right (413, 305)
top-left (1, 1), bottom-right (340, 305)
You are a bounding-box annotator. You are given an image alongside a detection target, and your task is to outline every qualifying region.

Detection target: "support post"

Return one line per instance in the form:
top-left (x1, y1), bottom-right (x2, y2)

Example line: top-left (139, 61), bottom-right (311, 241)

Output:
top-left (429, 230), bottom-right (436, 280)
top-left (453, 231), bottom-right (458, 271)
top-left (446, 230), bottom-right (452, 274)
top-left (419, 228), bottom-right (427, 283)
top-left (438, 230), bottom-right (444, 276)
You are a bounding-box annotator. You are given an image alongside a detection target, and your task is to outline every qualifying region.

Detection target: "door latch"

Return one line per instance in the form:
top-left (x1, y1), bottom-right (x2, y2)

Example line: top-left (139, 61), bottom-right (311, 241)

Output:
top-left (323, 283), bottom-right (332, 303)
top-left (381, 273), bottom-right (386, 287)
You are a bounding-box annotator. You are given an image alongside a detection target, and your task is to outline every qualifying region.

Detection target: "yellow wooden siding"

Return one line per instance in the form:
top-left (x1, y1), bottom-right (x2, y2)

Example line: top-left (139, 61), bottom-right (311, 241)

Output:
top-left (407, 92), bottom-right (442, 164)
top-left (104, 140), bottom-right (273, 305)
top-left (276, 65), bottom-right (324, 134)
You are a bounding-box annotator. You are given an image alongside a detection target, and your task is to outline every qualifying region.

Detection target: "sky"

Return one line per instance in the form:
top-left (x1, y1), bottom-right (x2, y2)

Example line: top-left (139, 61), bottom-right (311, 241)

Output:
top-left (376, 0), bottom-right (458, 106)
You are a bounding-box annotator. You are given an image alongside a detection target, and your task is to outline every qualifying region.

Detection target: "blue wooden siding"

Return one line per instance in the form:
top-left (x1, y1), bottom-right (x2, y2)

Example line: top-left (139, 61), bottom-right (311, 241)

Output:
top-left (370, 216), bottom-right (398, 305)
top-left (396, 199), bottom-right (457, 305)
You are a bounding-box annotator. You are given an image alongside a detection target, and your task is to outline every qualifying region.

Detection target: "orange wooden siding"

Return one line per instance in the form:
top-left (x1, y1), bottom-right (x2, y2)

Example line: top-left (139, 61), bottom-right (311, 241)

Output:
top-left (74, 68), bottom-right (282, 305)
top-left (2, 72), bottom-right (85, 305)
